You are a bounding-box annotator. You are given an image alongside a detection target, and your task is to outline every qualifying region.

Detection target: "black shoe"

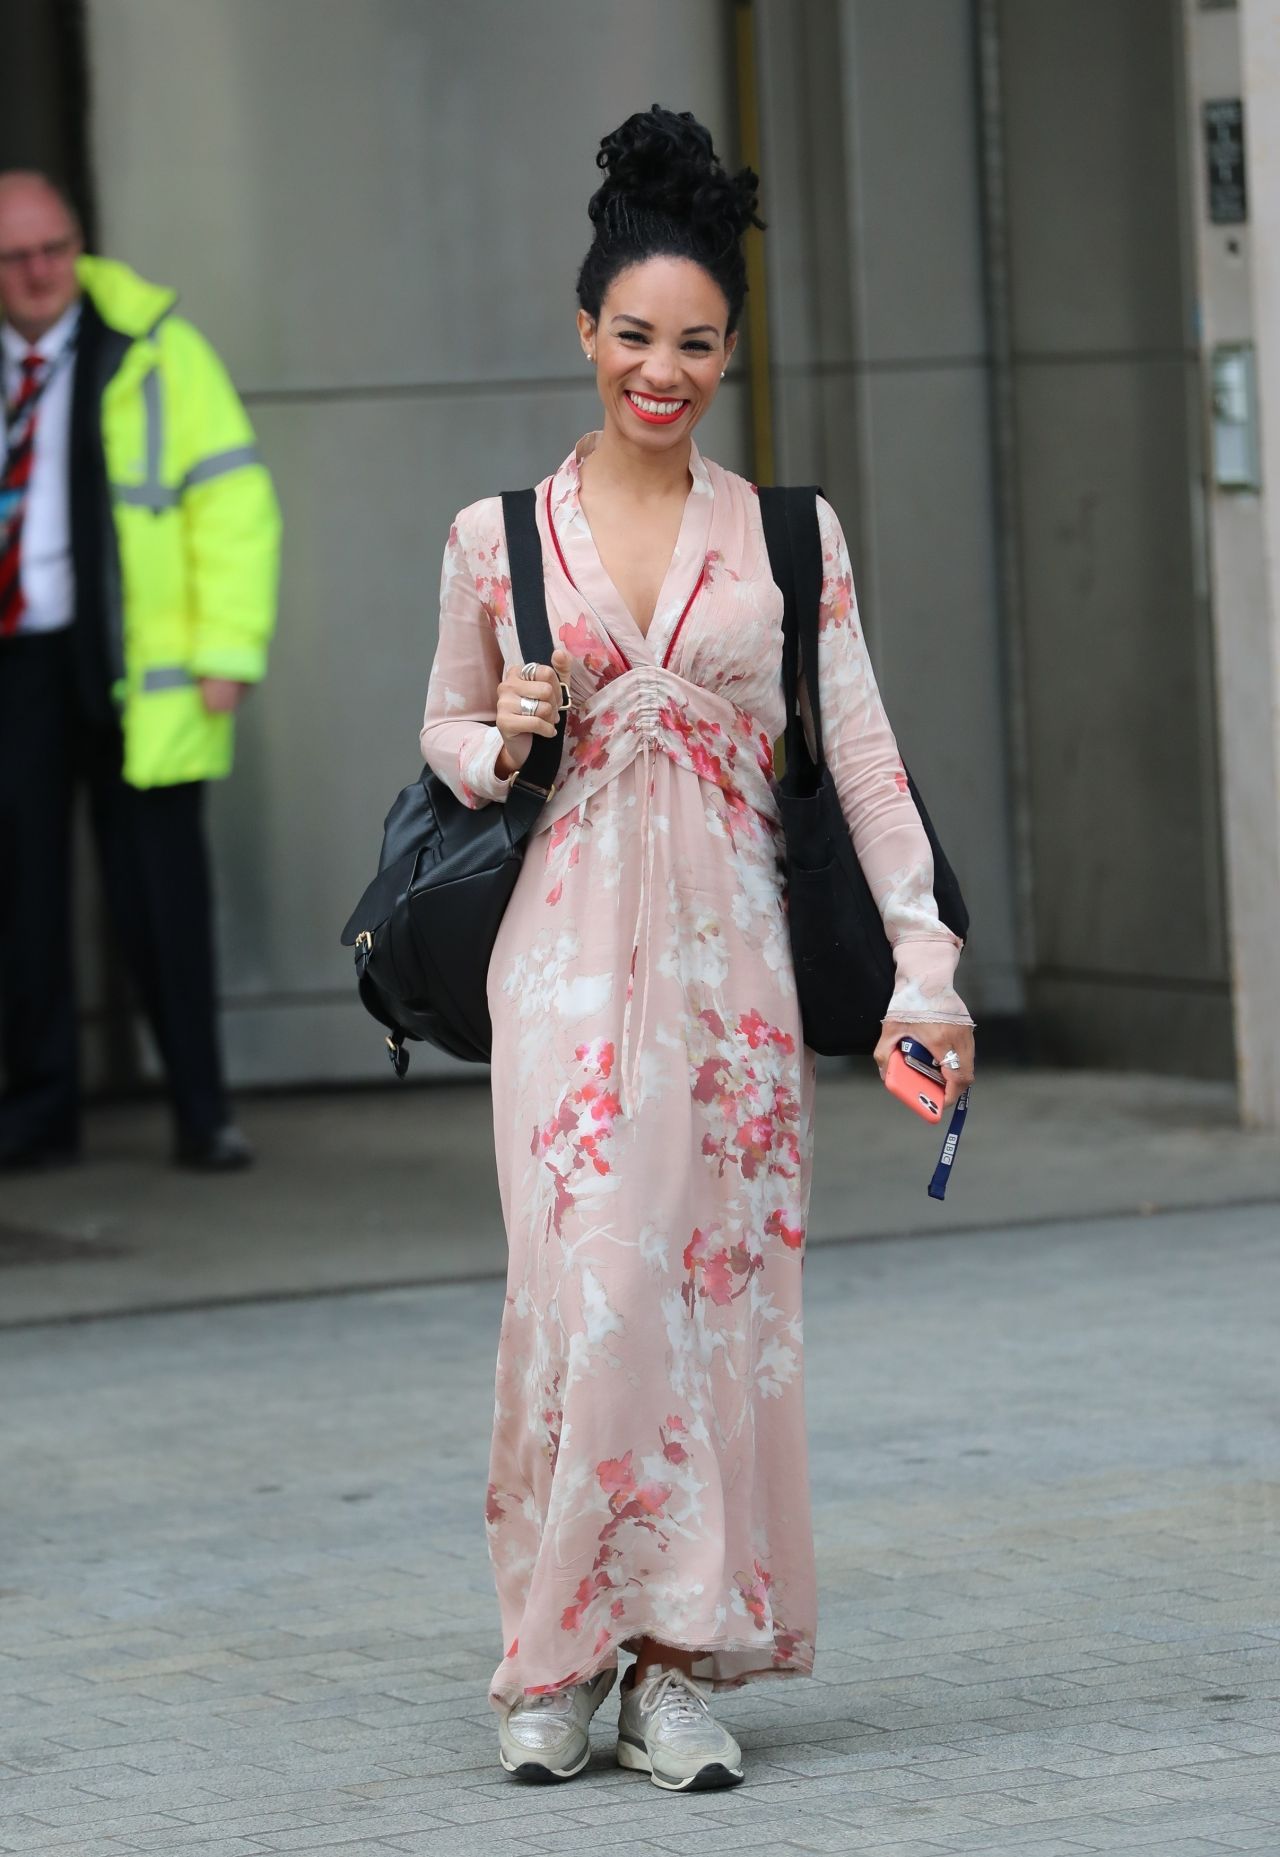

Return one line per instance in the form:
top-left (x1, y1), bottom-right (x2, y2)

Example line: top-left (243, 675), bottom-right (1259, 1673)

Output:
top-left (0, 1130), bottom-right (81, 1173)
top-left (174, 1124), bottom-right (254, 1172)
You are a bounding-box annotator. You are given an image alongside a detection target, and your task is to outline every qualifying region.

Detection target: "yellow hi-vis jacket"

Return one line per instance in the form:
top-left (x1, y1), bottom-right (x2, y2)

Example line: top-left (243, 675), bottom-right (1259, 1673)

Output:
top-left (79, 254), bottom-right (281, 787)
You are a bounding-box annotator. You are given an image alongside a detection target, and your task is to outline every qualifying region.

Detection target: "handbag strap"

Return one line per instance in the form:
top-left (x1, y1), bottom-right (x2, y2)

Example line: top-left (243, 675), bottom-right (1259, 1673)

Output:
top-left (500, 487), bottom-right (566, 805)
top-left (759, 484), bottom-right (825, 779)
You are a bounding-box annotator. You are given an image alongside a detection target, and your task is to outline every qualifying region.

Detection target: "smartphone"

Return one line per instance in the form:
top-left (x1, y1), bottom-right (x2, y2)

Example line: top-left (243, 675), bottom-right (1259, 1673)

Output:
top-left (884, 1035), bottom-right (945, 1122)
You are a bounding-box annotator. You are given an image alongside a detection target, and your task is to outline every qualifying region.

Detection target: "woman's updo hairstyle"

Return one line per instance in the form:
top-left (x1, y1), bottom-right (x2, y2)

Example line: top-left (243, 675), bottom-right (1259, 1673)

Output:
top-left (577, 106), bottom-right (762, 336)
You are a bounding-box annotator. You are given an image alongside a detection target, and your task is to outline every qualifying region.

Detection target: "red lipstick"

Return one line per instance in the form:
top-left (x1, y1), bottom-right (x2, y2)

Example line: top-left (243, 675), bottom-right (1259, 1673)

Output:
top-left (624, 391), bottom-right (689, 426)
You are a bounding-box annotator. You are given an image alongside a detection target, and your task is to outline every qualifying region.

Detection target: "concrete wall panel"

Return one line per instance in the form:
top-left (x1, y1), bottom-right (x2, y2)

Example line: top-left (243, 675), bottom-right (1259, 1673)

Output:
top-left (758, 0), bottom-right (1022, 1027)
top-left (999, 0), bottom-right (1188, 355)
top-left (999, 0), bottom-right (1231, 1072)
top-left (83, 0), bottom-right (739, 1084)
top-left (86, 0), bottom-right (735, 393)
top-left (1014, 356), bottom-right (1221, 980)
top-left (73, 0), bottom-right (1229, 1086)
top-left (839, 0), bottom-right (988, 364)
top-left (755, 0), bottom-right (856, 374)
top-left (859, 364), bottom-right (1021, 1012)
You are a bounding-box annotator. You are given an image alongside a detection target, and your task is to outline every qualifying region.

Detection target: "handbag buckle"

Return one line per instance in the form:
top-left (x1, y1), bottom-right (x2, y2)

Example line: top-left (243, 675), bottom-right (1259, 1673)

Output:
top-left (513, 776), bottom-right (555, 801)
top-left (556, 677), bottom-right (572, 714)
top-left (355, 930), bottom-right (373, 957)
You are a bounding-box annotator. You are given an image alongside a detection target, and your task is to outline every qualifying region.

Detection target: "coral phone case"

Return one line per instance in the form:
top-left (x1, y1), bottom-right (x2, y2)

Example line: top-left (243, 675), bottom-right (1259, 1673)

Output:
top-left (884, 1038), bottom-right (946, 1122)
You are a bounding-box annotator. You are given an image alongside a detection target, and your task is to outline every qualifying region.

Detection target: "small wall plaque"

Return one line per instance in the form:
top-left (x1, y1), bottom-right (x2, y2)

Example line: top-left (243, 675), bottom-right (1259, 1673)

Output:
top-left (1211, 344), bottom-right (1260, 492)
top-left (1205, 98), bottom-right (1247, 224)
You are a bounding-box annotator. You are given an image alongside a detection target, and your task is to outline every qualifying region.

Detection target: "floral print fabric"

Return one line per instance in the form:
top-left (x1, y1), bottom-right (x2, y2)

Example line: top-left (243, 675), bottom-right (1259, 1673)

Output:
top-left (420, 436), bottom-right (970, 1709)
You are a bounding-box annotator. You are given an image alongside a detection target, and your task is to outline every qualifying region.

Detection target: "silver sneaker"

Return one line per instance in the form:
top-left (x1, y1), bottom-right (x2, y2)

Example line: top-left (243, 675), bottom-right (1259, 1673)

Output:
top-left (498, 1667), bottom-right (616, 1781)
top-left (616, 1667), bottom-right (744, 1791)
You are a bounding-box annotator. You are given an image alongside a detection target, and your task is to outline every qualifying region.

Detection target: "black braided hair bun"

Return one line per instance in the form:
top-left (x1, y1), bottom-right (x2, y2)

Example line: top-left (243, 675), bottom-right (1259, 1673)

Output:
top-left (577, 106), bottom-right (763, 333)
top-left (588, 106), bottom-right (762, 257)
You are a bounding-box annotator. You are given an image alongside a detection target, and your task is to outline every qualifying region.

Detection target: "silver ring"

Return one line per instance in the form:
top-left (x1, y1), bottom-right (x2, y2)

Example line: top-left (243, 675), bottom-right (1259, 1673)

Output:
top-left (519, 696), bottom-right (540, 718)
top-left (941, 1049), bottom-right (961, 1072)
top-left (520, 661), bottom-right (541, 681)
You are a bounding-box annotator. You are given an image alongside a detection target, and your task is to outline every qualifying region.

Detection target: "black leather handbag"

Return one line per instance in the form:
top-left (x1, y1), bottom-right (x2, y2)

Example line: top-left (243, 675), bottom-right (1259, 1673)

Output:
top-left (340, 489), bottom-right (564, 1072)
top-left (758, 486), bottom-right (969, 1057)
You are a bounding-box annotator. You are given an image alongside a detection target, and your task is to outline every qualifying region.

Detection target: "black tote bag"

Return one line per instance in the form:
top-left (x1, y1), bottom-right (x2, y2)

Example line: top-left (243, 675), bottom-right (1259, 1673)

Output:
top-left (340, 489), bottom-right (564, 1072)
top-left (758, 486), bottom-right (969, 1057)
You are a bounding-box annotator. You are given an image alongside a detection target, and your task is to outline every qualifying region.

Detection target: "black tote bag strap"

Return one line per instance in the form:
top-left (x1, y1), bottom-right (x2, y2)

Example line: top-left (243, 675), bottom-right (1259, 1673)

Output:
top-left (785, 485), bottom-right (826, 765)
top-left (763, 484), bottom-right (971, 945)
top-left (759, 486), bottom-right (797, 723)
top-left (500, 487), bottom-right (566, 802)
top-left (760, 483), bottom-right (825, 782)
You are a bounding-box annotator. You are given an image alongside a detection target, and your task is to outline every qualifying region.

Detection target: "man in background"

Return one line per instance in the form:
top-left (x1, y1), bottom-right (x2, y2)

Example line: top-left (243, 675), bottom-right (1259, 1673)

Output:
top-left (0, 171), bottom-right (280, 1171)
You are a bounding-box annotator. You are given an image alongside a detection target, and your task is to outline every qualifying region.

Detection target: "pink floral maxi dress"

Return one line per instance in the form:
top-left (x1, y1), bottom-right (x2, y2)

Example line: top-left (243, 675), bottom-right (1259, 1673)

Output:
top-left (420, 437), bottom-right (970, 1709)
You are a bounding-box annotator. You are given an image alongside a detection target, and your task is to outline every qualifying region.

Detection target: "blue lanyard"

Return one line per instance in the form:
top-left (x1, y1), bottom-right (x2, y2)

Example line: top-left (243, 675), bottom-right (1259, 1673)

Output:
top-left (1, 332), bottom-right (79, 547)
top-left (4, 324), bottom-right (79, 440)
top-left (928, 1087), bottom-right (970, 1201)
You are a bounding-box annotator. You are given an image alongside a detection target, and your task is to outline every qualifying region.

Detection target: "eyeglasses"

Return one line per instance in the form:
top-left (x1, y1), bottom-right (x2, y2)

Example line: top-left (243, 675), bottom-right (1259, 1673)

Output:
top-left (0, 237), bottom-right (77, 269)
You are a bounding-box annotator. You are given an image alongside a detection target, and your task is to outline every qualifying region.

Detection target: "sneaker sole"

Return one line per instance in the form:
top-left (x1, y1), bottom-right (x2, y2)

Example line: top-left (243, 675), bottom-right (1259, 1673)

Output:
top-left (616, 1737), bottom-right (744, 1790)
top-left (500, 1743), bottom-right (590, 1782)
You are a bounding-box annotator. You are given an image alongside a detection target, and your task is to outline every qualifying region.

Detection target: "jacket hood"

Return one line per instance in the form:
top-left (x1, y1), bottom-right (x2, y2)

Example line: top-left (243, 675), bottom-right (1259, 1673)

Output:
top-left (76, 255), bottom-right (178, 339)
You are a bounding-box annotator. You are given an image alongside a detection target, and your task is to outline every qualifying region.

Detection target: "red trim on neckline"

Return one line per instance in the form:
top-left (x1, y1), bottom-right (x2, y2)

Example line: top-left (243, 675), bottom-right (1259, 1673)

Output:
top-left (545, 473), bottom-right (706, 672)
top-left (545, 476), bottom-right (579, 593)
top-left (661, 563), bottom-right (707, 671)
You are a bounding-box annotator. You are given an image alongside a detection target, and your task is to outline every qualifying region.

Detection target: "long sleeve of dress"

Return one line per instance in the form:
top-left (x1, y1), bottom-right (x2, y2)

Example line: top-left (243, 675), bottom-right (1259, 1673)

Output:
top-left (419, 504), bottom-right (516, 807)
top-left (811, 497), bottom-right (973, 1027)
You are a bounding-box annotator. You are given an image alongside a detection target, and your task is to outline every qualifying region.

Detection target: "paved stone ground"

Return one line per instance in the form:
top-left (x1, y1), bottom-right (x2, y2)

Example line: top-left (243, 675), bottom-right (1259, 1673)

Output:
top-left (5, 1068), bottom-right (1280, 1324)
top-left (2, 1204), bottom-right (1278, 1856)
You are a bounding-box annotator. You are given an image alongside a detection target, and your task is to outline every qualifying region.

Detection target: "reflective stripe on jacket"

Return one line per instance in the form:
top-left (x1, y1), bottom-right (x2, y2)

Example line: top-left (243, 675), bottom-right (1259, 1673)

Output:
top-left (79, 255), bottom-right (281, 787)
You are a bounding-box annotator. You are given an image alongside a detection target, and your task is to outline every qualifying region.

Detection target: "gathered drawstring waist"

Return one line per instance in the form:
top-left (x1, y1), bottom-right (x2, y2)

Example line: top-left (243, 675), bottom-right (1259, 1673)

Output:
top-left (526, 667), bottom-right (780, 1116)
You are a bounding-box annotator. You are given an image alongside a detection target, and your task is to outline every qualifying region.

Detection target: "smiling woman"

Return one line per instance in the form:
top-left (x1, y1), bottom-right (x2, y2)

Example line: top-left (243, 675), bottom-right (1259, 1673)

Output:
top-left (416, 103), bottom-right (974, 1794)
top-left (573, 109), bottom-right (757, 462)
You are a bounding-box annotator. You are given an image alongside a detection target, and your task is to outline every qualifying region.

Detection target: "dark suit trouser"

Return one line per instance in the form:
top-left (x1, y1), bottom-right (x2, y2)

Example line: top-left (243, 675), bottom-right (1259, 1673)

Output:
top-left (0, 630), bottom-right (229, 1152)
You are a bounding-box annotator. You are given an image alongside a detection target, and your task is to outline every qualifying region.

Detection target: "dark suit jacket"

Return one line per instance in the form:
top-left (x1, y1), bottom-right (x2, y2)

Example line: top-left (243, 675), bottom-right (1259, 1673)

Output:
top-left (67, 295), bottom-right (129, 722)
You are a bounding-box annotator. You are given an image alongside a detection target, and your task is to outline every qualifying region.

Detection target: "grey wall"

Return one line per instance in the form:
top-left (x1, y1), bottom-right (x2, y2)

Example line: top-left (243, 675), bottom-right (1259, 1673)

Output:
top-left (76, 0), bottom-right (1229, 1087)
top-left (757, 0), bottom-right (1024, 1026)
top-left (83, 0), bottom-right (745, 1084)
top-left (756, 0), bottom-right (1228, 1076)
top-left (998, 0), bottom-right (1232, 1075)
top-left (0, 0), bottom-right (92, 202)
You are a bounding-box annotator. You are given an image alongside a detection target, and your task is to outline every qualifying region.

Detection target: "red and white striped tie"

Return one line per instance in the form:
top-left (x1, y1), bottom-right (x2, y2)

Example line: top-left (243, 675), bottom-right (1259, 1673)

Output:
top-left (0, 352), bottom-right (47, 638)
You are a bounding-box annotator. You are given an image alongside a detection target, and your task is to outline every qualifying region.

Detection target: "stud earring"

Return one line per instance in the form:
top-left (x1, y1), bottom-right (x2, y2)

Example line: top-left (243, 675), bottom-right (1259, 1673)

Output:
top-left (720, 370), bottom-right (726, 380)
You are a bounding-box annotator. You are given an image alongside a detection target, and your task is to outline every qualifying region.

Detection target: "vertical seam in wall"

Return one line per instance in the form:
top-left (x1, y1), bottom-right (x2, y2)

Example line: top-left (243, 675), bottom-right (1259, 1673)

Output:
top-left (733, 0), bottom-right (776, 484)
top-left (973, 0), bottom-right (1038, 987)
top-left (798, 0), bottom-right (836, 497)
top-left (834, 0), bottom-right (884, 661)
top-left (1174, 0), bottom-right (1233, 988)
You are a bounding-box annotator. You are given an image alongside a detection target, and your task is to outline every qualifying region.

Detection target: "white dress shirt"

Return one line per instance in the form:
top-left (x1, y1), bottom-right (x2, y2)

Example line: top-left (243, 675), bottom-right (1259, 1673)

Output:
top-left (1, 299), bottom-right (81, 634)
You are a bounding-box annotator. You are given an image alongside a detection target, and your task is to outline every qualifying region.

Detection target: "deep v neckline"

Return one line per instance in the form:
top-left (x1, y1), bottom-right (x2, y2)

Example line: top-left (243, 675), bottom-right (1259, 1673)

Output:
top-left (578, 471), bottom-right (691, 643)
top-left (549, 436), bottom-right (716, 668)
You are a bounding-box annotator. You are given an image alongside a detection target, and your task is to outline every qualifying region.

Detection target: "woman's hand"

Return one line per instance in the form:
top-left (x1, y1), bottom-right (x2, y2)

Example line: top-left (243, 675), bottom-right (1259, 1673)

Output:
top-left (495, 647), bottom-right (573, 780)
top-left (874, 1019), bottom-right (976, 1108)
